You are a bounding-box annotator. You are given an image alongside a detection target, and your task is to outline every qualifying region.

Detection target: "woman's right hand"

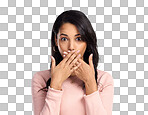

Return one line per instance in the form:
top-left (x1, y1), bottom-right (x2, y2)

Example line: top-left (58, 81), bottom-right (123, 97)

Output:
top-left (50, 50), bottom-right (81, 90)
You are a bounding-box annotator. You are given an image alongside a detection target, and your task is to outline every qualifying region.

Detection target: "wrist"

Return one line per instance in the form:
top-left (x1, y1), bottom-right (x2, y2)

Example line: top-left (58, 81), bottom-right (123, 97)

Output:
top-left (85, 79), bottom-right (97, 88)
top-left (84, 77), bottom-right (96, 85)
top-left (50, 79), bottom-right (63, 90)
top-left (50, 83), bottom-right (62, 91)
top-left (85, 78), bottom-right (98, 95)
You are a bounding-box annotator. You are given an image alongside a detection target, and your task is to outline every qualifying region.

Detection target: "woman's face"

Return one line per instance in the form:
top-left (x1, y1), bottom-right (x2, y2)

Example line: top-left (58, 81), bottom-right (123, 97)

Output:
top-left (55, 23), bottom-right (87, 60)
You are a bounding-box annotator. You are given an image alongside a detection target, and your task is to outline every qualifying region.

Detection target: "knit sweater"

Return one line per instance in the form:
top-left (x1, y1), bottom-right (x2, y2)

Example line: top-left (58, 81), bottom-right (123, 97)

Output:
top-left (31, 69), bottom-right (114, 115)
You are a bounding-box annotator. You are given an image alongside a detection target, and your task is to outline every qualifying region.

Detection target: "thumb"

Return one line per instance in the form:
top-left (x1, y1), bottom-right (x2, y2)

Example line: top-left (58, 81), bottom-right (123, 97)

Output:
top-left (50, 56), bottom-right (56, 69)
top-left (89, 54), bottom-right (93, 68)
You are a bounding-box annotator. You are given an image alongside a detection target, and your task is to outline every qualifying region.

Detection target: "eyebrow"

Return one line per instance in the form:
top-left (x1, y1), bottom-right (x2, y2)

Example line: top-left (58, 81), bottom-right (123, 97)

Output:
top-left (60, 33), bottom-right (81, 37)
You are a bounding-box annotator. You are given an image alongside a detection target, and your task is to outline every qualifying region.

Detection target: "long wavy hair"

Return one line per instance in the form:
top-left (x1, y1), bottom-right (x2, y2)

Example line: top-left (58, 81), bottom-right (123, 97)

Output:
top-left (38, 10), bottom-right (100, 92)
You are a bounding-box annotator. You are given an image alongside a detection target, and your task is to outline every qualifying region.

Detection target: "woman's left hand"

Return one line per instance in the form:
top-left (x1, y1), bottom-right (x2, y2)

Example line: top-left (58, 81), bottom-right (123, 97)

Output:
top-left (73, 53), bottom-right (95, 83)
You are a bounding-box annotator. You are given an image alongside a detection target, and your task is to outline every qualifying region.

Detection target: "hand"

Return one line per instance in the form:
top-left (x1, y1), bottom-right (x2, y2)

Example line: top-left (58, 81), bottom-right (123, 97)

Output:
top-left (63, 51), bottom-right (95, 83)
top-left (50, 50), bottom-right (81, 89)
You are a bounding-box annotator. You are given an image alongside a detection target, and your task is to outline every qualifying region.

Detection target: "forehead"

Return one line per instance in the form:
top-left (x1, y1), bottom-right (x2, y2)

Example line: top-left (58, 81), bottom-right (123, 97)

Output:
top-left (59, 23), bottom-right (80, 34)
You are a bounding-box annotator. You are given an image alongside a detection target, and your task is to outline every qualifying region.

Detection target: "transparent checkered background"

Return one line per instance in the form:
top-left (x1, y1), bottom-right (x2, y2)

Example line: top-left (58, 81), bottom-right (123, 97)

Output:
top-left (0, 0), bottom-right (148, 115)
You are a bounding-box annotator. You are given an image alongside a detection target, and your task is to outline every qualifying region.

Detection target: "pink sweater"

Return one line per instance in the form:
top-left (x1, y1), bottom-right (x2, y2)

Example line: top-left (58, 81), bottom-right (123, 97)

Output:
top-left (31, 69), bottom-right (114, 115)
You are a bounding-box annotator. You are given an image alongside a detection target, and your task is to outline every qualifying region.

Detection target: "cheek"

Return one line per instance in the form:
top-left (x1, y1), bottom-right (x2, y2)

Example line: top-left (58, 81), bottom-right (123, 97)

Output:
top-left (58, 43), bottom-right (67, 55)
top-left (81, 44), bottom-right (87, 54)
top-left (59, 41), bottom-right (67, 48)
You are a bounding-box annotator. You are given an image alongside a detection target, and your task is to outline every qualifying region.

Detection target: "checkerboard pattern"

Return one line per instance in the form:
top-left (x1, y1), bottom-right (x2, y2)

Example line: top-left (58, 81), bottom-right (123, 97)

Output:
top-left (0, 0), bottom-right (148, 115)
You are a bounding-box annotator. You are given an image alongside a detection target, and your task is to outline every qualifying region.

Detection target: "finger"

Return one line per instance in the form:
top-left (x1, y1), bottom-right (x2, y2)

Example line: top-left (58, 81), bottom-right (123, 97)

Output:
top-left (69, 54), bottom-right (81, 69)
top-left (70, 62), bottom-right (81, 72)
top-left (89, 53), bottom-right (93, 68)
top-left (63, 51), bottom-right (68, 58)
top-left (63, 51), bottom-right (68, 55)
top-left (62, 50), bottom-right (76, 63)
top-left (72, 61), bottom-right (80, 68)
top-left (50, 56), bottom-right (55, 70)
top-left (76, 61), bottom-right (80, 66)
top-left (66, 50), bottom-right (80, 65)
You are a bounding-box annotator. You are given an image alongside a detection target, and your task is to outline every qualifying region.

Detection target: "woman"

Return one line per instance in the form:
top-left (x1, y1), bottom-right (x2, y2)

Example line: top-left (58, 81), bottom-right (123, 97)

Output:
top-left (31, 10), bottom-right (114, 115)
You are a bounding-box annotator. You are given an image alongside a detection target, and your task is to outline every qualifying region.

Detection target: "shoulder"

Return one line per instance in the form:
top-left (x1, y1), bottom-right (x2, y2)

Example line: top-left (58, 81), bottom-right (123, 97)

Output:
top-left (32, 69), bottom-right (51, 85)
top-left (96, 69), bottom-right (114, 87)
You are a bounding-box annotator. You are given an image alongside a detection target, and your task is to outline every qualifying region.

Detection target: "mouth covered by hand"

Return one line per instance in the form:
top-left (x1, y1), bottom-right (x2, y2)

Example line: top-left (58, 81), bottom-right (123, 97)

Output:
top-left (63, 50), bottom-right (81, 58)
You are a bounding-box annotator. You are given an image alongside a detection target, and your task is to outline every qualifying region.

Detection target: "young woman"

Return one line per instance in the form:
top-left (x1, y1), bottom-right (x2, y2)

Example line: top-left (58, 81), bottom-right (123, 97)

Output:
top-left (31, 10), bottom-right (114, 115)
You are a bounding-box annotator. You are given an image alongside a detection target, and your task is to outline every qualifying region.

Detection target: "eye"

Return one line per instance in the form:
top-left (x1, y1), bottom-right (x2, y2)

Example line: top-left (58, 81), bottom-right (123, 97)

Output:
top-left (76, 37), bottom-right (82, 41)
top-left (61, 37), bottom-right (67, 41)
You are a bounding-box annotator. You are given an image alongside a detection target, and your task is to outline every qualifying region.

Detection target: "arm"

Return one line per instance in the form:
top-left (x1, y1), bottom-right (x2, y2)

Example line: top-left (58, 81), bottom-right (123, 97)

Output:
top-left (83, 72), bottom-right (114, 115)
top-left (31, 73), bottom-right (63, 115)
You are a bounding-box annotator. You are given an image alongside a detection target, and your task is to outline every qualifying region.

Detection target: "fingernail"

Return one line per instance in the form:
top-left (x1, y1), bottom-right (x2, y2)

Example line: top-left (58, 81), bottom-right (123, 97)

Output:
top-left (78, 54), bottom-right (81, 57)
top-left (63, 51), bottom-right (67, 54)
top-left (63, 54), bottom-right (65, 57)
top-left (77, 50), bottom-right (80, 53)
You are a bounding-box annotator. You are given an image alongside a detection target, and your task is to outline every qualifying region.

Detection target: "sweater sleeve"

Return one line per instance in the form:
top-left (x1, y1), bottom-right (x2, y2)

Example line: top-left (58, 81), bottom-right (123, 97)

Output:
top-left (83, 72), bottom-right (114, 115)
top-left (31, 73), bottom-right (63, 115)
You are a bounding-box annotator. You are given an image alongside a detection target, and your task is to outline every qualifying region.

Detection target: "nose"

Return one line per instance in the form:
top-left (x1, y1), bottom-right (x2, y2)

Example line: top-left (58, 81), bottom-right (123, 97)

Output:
top-left (68, 40), bottom-right (75, 51)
